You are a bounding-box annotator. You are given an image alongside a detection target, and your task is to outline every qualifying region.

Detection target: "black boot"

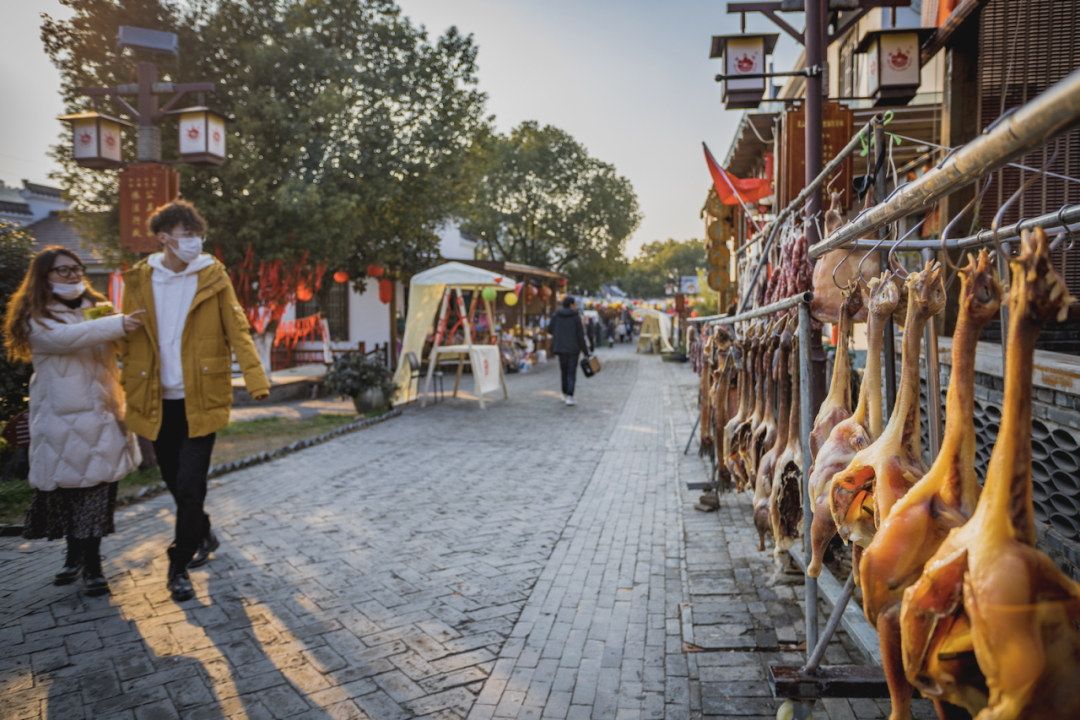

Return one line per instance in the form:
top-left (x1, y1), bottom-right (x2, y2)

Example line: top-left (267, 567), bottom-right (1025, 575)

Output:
top-left (81, 537), bottom-right (110, 597)
top-left (187, 525), bottom-right (220, 569)
top-left (54, 536), bottom-right (83, 586)
top-left (166, 545), bottom-right (196, 602)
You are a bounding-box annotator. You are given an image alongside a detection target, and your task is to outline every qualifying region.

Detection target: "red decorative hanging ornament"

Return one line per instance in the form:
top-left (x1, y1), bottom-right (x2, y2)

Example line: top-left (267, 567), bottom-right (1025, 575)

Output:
top-left (333, 271), bottom-right (349, 284)
top-left (296, 282), bottom-right (313, 302)
top-left (378, 278), bottom-right (393, 304)
top-left (367, 264), bottom-right (385, 278)
top-left (539, 286), bottom-right (552, 300)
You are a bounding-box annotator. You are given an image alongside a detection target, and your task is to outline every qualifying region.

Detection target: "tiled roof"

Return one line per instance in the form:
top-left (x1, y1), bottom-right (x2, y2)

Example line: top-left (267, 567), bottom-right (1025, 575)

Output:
top-left (0, 200), bottom-right (33, 217)
top-left (22, 181), bottom-right (63, 199)
top-left (26, 211), bottom-right (105, 266)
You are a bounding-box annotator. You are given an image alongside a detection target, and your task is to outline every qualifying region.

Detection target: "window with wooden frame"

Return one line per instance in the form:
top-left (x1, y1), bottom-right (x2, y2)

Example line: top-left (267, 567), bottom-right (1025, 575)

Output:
top-left (295, 282), bottom-right (349, 341)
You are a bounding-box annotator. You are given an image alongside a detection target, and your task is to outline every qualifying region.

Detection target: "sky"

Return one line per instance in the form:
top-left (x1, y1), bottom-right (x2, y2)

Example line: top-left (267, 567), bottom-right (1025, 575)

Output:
top-left (0, 0), bottom-right (803, 258)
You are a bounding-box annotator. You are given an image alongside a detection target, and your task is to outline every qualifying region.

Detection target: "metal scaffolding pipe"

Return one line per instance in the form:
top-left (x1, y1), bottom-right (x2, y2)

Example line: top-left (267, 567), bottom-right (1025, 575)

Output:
top-left (707, 292), bottom-right (812, 326)
top-left (810, 67), bottom-right (1080, 258)
top-left (825, 204), bottom-right (1080, 251)
top-left (798, 301), bottom-right (818, 659)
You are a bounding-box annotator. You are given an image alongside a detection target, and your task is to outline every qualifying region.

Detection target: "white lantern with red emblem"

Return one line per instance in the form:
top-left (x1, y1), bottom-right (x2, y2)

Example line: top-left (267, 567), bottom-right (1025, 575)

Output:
top-left (857, 29), bottom-right (934, 107)
top-left (710, 33), bottom-right (778, 110)
top-left (58, 111), bottom-right (130, 169)
top-left (172, 107), bottom-right (227, 166)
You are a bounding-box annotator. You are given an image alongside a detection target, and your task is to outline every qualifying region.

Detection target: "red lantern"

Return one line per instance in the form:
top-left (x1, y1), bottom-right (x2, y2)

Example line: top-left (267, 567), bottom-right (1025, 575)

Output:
top-left (367, 264), bottom-right (384, 278)
top-left (378, 278), bottom-right (393, 304)
top-left (296, 282), bottom-right (313, 302)
top-left (333, 271), bottom-right (349, 284)
top-left (539, 286), bottom-right (552, 300)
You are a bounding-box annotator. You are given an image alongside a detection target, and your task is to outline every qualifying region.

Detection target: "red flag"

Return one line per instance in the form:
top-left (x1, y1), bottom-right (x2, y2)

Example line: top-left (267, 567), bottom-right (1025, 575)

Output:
top-left (703, 142), bottom-right (772, 206)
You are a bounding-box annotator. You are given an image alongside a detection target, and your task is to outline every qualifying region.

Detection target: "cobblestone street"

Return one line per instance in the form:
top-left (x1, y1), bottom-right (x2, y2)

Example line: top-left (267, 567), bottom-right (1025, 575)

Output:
top-left (0, 345), bottom-right (906, 720)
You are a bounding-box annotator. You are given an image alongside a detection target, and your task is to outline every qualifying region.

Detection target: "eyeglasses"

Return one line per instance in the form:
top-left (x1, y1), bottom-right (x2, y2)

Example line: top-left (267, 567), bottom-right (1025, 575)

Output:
top-left (50, 265), bottom-right (86, 278)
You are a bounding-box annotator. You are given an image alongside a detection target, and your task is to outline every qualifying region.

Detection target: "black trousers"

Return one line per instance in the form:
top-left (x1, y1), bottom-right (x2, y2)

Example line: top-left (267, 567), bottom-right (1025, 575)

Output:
top-left (153, 399), bottom-right (216, 564)
top-left (557, 352), bottom-right (579, 397)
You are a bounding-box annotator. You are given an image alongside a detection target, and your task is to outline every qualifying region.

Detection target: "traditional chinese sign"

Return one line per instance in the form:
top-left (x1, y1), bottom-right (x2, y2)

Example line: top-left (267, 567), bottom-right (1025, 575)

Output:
top-left (864, 30), bottom-right (923, 106)
top-left (777, 102), bottom-right (854, 212)
top-left (710, 33), bottom-right (778, 111)
top-left (119, 163), bottom-right (179, 253)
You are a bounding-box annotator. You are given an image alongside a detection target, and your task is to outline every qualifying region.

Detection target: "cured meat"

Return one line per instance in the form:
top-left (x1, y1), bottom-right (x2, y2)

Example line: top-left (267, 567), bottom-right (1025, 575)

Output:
top-left (829, 262), bottom-right (946, 549)
top-left (901, 229), bottom-right (1080, 720)
top-left (749, 318), bottom-right (785, 487)
top-left (770, 321), bottom-right (803, 554)
top-left (732, 324), bottom-right (766, 492)
top-left (724, 330), bottom-right (755, 492)
top-left (736, 324), bottom-right (768, 491)
top-left (806, 274), bottom-right (898, 578)
top-left (754, 314), bottom-right (792, 551)
top-left (859, 251), bottom-right (1002, 720)
top-left (808, 291), bottom-right (857, 464)
top-left (698, 333), bottom-right (715, 461)
top-left (712, 351), bottom-right (736, 489)
top-left (811, 192), bottom-right (881, 323)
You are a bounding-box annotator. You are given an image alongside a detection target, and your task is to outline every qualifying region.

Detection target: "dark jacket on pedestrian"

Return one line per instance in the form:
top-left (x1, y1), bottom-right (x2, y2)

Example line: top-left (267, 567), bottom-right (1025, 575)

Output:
top-left (548, 308), bottom-right (588, 355)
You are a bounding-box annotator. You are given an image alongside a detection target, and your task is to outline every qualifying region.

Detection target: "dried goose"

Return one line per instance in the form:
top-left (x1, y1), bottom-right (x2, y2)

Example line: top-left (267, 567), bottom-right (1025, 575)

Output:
top-left (769, 321), bottom-right (803, 555)
top-left (723, 331), bottom-right (754, 492)
top-left (811, 191), bottom-right (881, 323)
top-left (808, 289), bottom-right (857, 464)
top-left (860, 251), bottom-right (1002, 720)
top-left (901, 229), bottom-right (1080, 720)
top-left (754, 314), bottom-right (793, 551)
top-left (748, 317), bottom-right (785, 488)
top-left (806, 275), bottom-right (897, 578)
top-left (829, 262), bottom-right (945, 550)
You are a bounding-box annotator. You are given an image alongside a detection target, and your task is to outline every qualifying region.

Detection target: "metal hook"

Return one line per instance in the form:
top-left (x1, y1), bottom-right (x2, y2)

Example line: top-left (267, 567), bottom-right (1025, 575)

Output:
top-left (939, 177), bottom-right (996, 290)
top-left (1050, 205), bottom-right (1078, 252)
top-left (886, 215), bottom-right (932, 277)
top-left (992, 145), bottom-right (1061, 255)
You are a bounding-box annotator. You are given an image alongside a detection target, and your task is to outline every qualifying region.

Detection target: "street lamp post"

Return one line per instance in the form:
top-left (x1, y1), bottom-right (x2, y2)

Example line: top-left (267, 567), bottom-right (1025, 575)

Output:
top-left (57, 26), bottom-right (225, 253)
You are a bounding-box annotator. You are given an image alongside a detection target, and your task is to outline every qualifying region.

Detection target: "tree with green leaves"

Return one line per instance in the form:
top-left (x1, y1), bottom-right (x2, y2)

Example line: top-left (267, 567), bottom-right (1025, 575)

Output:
top-left (43, 0), bottom-right (487, 362)
top-left (619, 238), bottom-right (705, 299)
top-left (0, 222), bottom-right (35, 423)
top-left (461, 121), bottom-right (640, 291)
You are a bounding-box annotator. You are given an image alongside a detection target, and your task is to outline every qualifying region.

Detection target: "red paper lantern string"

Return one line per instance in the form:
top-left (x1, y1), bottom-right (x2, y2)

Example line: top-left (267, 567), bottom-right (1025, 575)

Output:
top-left (333, 271), bottom-right (349, 284)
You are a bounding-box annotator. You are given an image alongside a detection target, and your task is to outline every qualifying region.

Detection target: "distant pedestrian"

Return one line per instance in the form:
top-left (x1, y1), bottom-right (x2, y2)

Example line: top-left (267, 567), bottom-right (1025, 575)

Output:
top-left (547, 296), bottom-right (589, 406)
top-left (4, 246), bottom-right (146, 596)
top-left (606, 318), bottom-right (615, 348)
top-left (586, 316), bottom-right (598, 353)
top-left (119, 201), bottom-right (270, 602)
top-left (615, 320), bottom-right (627, 344)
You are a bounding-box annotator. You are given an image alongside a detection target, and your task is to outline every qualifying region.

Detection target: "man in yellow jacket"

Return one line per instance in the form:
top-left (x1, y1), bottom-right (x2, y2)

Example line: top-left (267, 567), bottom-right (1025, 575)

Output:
top-left (120, 200), bottom-right (270, 602)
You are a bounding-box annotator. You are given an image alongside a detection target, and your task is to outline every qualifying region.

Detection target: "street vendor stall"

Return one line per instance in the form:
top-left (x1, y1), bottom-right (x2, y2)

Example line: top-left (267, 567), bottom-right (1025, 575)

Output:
top-left (392, 262), bottom-right (515, 408)
top-left (633, 307), bottom-right (675, 354)
top-left (460, 260), bottom-right (566, 356)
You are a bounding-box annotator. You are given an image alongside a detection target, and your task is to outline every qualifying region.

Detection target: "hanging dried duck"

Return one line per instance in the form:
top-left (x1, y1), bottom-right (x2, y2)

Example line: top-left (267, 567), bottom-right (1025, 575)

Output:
top-left (859, 251), bottom-right (1002, 720)
top-left (770, 319), bottom-right (803, 555)
top-left (901, 229), bottom-right (1080, 720)
top-left (754, 313), bottom-right (793, 551)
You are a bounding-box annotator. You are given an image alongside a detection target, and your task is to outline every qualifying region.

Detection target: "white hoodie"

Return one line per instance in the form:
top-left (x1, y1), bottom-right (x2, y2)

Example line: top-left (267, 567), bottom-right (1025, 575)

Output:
top-left (149, 252), bottom-right (216, 399)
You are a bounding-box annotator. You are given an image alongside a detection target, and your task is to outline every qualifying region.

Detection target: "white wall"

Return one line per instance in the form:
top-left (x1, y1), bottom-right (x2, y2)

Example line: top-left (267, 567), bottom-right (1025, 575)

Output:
top-left (437, 221), bottom-right (477, 261)
top-left (346, 283), bottom-right (391, 351)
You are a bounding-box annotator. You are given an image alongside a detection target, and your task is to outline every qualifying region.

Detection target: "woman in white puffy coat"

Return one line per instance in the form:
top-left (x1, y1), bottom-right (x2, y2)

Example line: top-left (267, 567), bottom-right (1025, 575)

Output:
top-left (3, 246), bottom-right (145, 596)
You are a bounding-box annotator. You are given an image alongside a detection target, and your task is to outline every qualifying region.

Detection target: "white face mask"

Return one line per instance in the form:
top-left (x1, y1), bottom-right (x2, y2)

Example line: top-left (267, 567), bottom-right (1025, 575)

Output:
top-left (165, 233), bottom-right (204, 264)
top-left (52, 281), bottom-right (86, 300)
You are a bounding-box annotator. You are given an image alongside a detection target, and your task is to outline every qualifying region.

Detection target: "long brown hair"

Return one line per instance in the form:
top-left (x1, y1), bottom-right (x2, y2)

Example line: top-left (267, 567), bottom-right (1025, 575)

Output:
top-left (4, 246), bottom-right (107, 362)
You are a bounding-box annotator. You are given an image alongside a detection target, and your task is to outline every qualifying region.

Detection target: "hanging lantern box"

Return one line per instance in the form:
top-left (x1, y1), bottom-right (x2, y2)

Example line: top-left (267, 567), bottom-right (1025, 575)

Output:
top-left (169, 106), bottom-right (228, 165)
top-left (856, 28), bottom-right (934, 107)
top-left (710, 33), bottom-right (778, 110)
top-left (58, 111), bottom-right (131, 169)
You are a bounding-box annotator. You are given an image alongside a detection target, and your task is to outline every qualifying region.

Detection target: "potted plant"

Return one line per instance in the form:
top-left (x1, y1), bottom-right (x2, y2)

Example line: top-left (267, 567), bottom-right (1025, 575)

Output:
top-left (325, 353), bottom-right (397, 413)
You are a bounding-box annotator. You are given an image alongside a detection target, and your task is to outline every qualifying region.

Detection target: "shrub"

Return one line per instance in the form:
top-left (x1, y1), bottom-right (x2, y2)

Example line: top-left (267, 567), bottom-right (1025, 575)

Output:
top-left (0, 221), bottom-right (34, 424)
top-left (325, 353), bottom-right (396, 403)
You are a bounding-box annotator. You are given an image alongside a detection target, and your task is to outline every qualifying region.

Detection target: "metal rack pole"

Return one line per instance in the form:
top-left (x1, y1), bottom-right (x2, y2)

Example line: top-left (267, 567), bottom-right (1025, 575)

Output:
top-left (810, 67), bottom-right (1080, 258)
top-left (922, 248), bottom-right (943, 458)
top-left (833, 204), bottom-right (1080, 251)
top-left (876, 124), bottom-right (899, 418)
top-left (707, 292), bottom-right (813, 326)
top-left (798, 300), bottom-right (818, 658)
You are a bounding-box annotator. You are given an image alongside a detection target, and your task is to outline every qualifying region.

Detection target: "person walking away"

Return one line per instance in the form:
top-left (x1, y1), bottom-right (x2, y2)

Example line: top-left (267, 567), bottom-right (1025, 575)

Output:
top-left (606, 318), bottom-right (615, 348)
top-left (119, 201), bottom-right (270, 602)
top-left (4, 247), bottom-right (146, 596)
top-left (547, 296), bottom-right (588, 406)
top-left (586, 316), bottom-right (598, 353)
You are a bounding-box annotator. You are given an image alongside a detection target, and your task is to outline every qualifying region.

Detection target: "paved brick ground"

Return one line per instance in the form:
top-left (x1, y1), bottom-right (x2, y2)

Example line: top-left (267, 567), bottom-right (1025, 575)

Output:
top-left (1, 344), bottom-right (924, 720)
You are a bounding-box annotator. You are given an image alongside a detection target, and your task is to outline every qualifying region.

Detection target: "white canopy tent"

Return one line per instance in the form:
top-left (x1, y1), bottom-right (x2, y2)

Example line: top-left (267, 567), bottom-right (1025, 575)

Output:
top-left (632, 307), bottom-right (675, 354)
top-left (392, 262), bottom-right (515, 408)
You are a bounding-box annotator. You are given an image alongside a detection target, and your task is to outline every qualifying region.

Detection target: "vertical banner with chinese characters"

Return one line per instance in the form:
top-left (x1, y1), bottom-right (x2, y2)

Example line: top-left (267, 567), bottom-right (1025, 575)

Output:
top-left (778, 102), bottom-right (853, 212)
top-left (119, 163), bottom-right (179, 253)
